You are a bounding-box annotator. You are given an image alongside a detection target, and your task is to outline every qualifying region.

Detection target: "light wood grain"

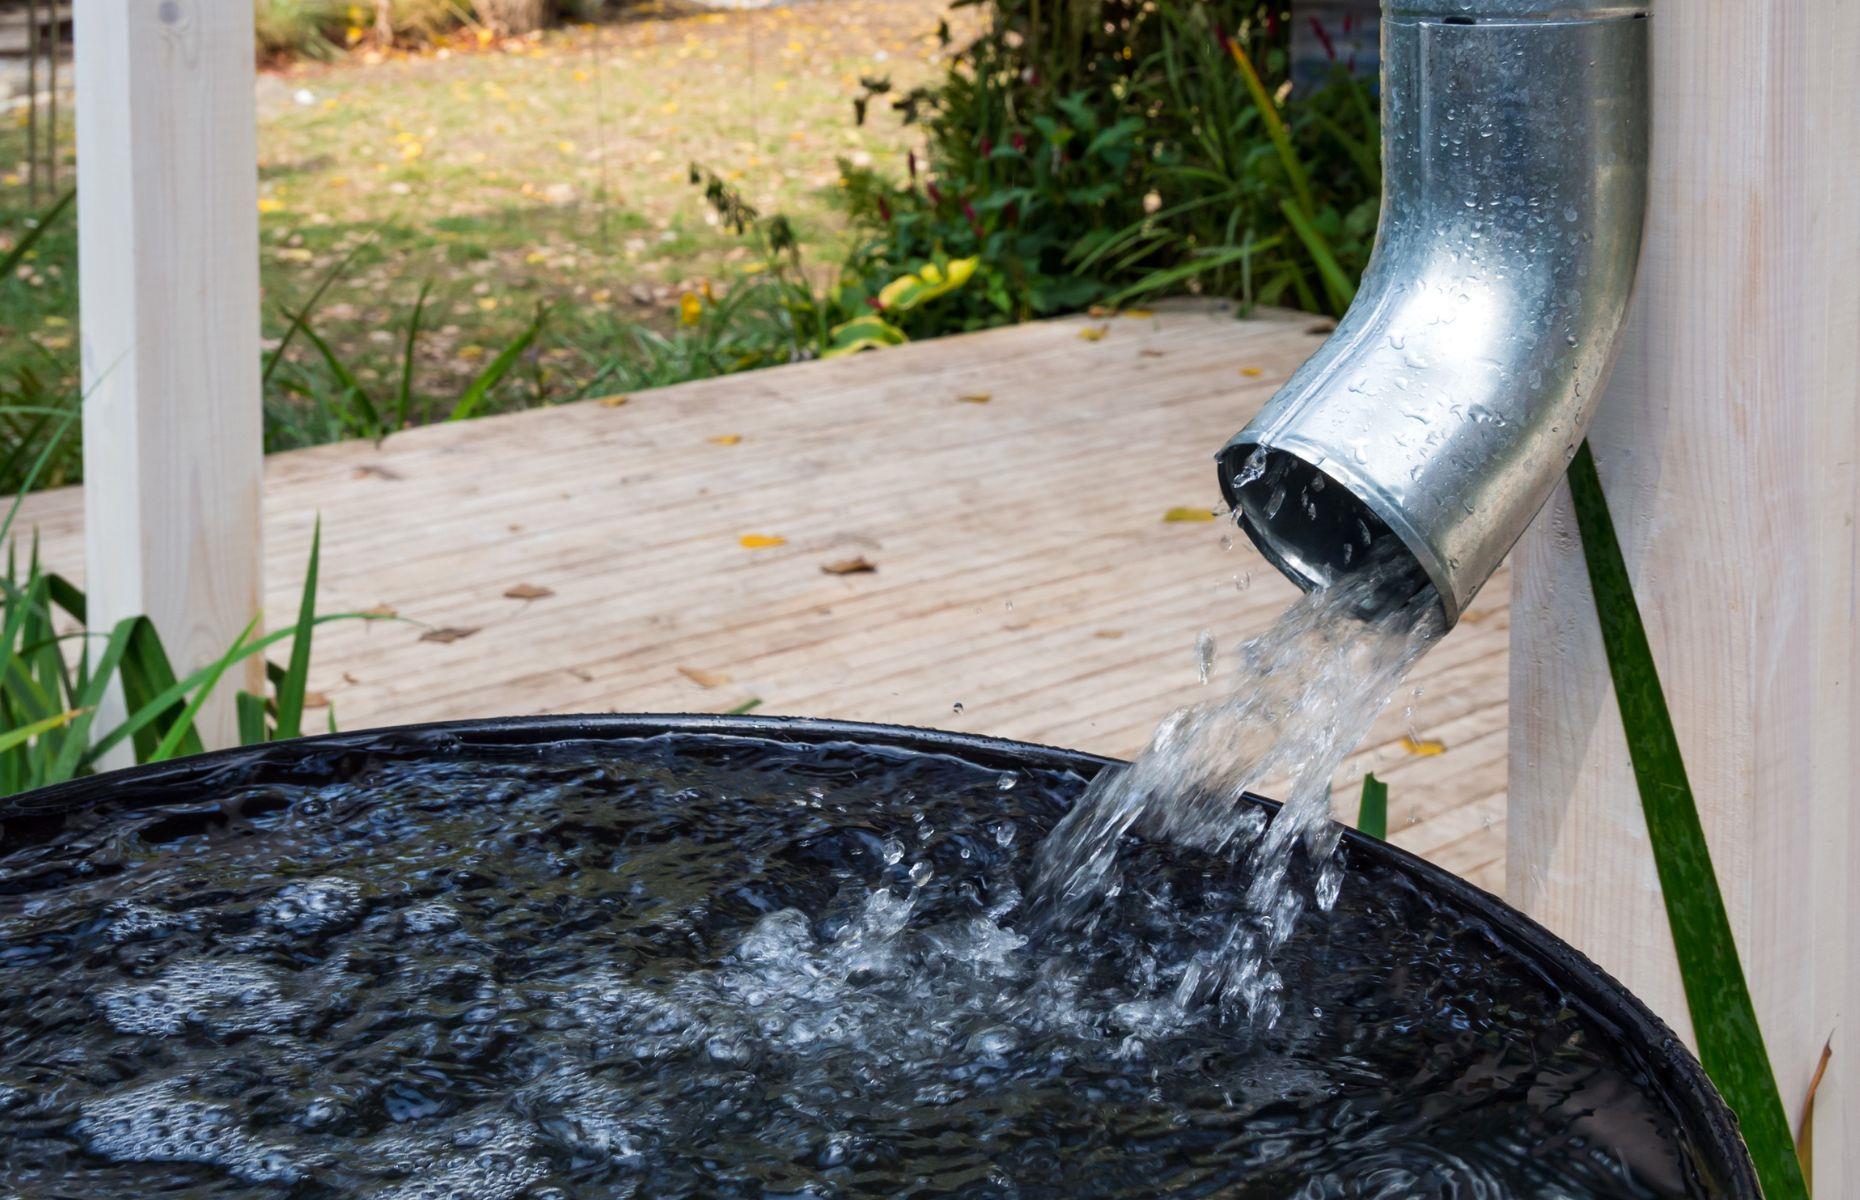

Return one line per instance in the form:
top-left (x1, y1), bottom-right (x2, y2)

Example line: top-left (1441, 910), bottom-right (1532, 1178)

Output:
top-left (74, 0), bottom-right (265, 750)
top-left (1509, 4), bottom-right (1860, 1186)
top-left (10, 303), bottom-right (1509, 886)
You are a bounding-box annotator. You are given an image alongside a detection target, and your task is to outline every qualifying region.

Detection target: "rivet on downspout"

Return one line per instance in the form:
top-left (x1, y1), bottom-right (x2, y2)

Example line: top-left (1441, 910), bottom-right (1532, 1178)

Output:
top-left (1217, 0), bottom-right (1649, 627)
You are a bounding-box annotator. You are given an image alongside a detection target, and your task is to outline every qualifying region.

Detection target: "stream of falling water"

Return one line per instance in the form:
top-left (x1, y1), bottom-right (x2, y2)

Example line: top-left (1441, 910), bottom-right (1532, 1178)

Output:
top-left (1031, 541), bottom-right (1444, 1027)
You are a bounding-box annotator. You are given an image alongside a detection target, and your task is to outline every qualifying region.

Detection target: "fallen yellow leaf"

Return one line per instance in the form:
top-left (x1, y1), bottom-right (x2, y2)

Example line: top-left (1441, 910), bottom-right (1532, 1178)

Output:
top-left (599, 394), bottom-right (629, 408)
top-left (1240, 366), bottom-right (1264, 377)
top-left (678, 666), bottom-right (730, 688)
top-left (709, 433), bottom-right (743, 445)
top-left (1401, 735), bottom-right (1448, 757)
top-left (740, 534), bottom-right (787, 549)
top-left (1077, 325), bottom-right (1109, 342)
top-left (957, 393), bottom-right (991, 404)
top-left (1120, 308), bottom-right (1155, 319)
top-left (1163, 507), bottom-right (1217, 522)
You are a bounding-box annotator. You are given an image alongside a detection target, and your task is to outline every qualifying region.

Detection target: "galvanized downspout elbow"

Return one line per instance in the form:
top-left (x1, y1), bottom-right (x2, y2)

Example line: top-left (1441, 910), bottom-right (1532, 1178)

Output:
top-left (1218, 1), bottom-right (1648, 626)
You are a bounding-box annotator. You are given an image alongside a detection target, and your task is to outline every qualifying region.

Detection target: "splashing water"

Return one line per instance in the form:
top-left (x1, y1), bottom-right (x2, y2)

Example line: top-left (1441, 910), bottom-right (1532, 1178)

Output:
top-left (0, 731), bottom-right (1724, 1196)
top-left (1032, 543), bottom-right (1443, 1026)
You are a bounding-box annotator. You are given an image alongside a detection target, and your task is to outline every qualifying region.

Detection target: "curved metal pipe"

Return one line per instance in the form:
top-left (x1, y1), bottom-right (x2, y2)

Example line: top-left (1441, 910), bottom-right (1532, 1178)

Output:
top-left (1217, 0), bottom-right (1648, 625)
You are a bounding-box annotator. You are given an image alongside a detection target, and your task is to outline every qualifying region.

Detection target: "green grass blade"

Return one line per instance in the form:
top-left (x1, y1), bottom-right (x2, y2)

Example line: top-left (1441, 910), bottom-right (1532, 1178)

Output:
top-left (448, 306), bottom-right (547, 422)
top-left (44, 618), bottom-right (140, 784)
top-left (148, 618), bottom-right (261, 762)
top-left (117, 616), bottom-right (205, 762)
top-left (263, 235), bottom-right (375, 388)
top-left (272, 517), bottom-right (322, 741)
top-left (0, 706), bottom-right (86, 756)
top-left (1567, 441), bottom-right (1807, 1200)
top-left (1278, 199), bottom-right (1356, 316)
top-left (288, 307), bottom-right (381, 435)
top-left (0, 188), bottom-right (75, 281)
top-left (395, 280), bottom-right (433, 434)
top-left (1356, 773), bottom-right (1387, 840)
top-left (236, 690), bottom-right (269, 745)
top-left (1225, 40), bottom-right (1316, 220)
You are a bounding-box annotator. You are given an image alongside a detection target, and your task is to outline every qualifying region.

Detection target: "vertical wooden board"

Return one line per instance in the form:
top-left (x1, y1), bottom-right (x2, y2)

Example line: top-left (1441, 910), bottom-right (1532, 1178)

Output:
top-left (75, 0), bottom-right (265, 748)
top-left (1509, 3), bottom-right (1859, 1187)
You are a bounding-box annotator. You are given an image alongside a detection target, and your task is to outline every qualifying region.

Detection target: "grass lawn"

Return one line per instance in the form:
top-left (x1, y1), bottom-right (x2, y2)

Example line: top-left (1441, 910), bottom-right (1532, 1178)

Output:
top-left (0, 0), bottom-right (967, 473)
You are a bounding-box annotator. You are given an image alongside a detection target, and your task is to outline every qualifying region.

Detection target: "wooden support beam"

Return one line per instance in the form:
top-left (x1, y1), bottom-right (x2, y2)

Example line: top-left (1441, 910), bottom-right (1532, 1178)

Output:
top-left (75, 1), bottom-right (264, 749)
top-left (1509, 3), bottom-right (1859, 1189)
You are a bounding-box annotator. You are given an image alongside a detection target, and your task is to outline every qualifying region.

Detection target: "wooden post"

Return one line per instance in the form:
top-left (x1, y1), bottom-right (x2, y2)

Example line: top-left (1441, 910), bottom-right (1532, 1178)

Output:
top-left (1509, 3), bottom-right (1859, 1189)
top-left (75, 1), bottom-right (264, 750)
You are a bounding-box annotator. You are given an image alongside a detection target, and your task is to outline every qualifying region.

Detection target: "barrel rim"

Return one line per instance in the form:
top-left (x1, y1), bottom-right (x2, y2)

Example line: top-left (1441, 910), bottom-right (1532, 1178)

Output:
top-left (0, 712), bottom-right (1760, 1196)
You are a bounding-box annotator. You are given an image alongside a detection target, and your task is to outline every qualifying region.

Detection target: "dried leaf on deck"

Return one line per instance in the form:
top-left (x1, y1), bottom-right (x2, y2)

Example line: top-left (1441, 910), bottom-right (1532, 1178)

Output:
top-left (1086, 304), bottom-right (1115, 318)
top-left (1140, 349), bottom-right (1166, 358)
top-left (598, 394), bottom-right (630, 408)
top-left (1401, 734), bottom-right (1448, 757)
top-left (353, 464), bottom-right (404, 481)
top-left (678, 666), bottom-right (730, 688)
top-left (709, 433), bottom-right (743, 445)
top-left (1093, 629), bottom-right (1125, 639)
top-left (419, 626), bottom-right (480, 644)
top-left (1163, 507), bottom-right (1217, 522)
top-left (1120, 308), bottom-right (1156, 319)
top-left (821, 556), bottom-right (877, 575)
top-left (504, 583), bottom-right (555, 600)
top-left (957, 393), bottom-right (991, 404)
top-left (362, 603), bottom-right (398, 618)
top-left (1240, 366), bottom-right (1264, 377)
top-left (1077, 325), bottom-right (1109, 342)
top-left (740, 534), bottom-right (787, 549)
top-left (302, 691), bottom-right (330, 709)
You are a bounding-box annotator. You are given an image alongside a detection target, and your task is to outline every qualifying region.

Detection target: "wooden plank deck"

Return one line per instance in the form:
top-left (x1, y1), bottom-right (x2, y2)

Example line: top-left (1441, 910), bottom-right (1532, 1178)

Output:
top-left (10, 301), bottom-right (1509, 891)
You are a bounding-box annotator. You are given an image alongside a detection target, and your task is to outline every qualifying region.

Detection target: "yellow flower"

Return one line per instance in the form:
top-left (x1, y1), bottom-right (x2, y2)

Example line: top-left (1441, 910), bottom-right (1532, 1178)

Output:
top-left (679, 292), bottom-right (703, 325)
top-left (257, 196), bottom-right (286, 214)
top-left (476, 297), bottom-right (499, 311)
top-left (399, 141), bottom-right (425, 160)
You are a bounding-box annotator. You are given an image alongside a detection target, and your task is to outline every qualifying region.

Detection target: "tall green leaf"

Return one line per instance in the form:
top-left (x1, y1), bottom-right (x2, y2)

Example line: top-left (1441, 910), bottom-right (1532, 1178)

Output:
top-left (448, 306), bottom-right (548, 422)
top-left (272, 518), bottom-right (323, 741)
top-left (1356, 773), bottom-right (1387, 840)
top-left (1567, 442), bottom-right (1807, 1200)
top-left (0, 188), bottom-right (75, 281)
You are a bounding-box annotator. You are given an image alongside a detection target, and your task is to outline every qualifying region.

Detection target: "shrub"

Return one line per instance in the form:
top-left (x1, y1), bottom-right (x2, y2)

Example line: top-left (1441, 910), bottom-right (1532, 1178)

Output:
top-left (835, 0), bottom-right (1380, 327)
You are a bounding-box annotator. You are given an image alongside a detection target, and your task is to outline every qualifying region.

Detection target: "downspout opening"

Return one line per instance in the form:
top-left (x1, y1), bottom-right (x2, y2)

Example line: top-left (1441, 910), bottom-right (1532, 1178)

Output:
top-left (1219, 442), bottom-right (1436, 620)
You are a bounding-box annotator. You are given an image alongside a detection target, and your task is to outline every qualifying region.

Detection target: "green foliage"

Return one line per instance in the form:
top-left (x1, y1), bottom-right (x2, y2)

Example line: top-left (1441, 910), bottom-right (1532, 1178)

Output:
top-left (264, 252), bottom-right (551, 447)
top-left (0, 405), bottom-right (379, 793)
top-left (1567, 443), bottom-right (1807, 1200)
top-left (835, 0), bottom-right (1381, 328)
top-left (1356, 773), bottom-right (1387, 839)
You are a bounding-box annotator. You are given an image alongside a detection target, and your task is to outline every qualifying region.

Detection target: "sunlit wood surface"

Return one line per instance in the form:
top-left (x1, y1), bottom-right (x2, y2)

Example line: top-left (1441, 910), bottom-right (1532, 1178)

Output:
top-left (10, 301), bottom-right (1508, 891)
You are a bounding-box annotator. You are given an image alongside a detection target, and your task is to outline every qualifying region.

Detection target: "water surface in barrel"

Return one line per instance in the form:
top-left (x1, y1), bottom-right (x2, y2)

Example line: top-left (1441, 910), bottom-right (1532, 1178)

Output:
top-left (3, 728), bottom-right (1722, 1197)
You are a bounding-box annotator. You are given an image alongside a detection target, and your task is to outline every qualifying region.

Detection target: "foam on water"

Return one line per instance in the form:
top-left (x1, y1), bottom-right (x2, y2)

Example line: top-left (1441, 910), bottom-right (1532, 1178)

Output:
top-left (0, 727), bottom-right (1721, 1196)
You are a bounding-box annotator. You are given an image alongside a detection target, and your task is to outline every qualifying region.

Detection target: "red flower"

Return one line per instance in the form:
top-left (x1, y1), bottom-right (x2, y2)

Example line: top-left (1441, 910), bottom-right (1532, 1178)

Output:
top-left (1010, 131), bottom-right (1027, 153)
top-left (926, 183), bottom-right (942, 205)
top-left (907, 149), bottom-right (918, 180)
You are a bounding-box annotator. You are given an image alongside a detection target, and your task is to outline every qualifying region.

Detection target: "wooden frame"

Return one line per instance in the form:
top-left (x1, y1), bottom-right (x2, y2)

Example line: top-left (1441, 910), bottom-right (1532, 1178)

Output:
top-left (1510, 3), bottom-right (1860, 1186)
top-left (74, 0), bottom-right (265, 750)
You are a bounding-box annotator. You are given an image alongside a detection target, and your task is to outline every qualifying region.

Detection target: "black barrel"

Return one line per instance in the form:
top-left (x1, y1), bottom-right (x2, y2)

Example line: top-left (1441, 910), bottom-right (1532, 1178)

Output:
top-left (0, 714), bottom-right (1759, 1197)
